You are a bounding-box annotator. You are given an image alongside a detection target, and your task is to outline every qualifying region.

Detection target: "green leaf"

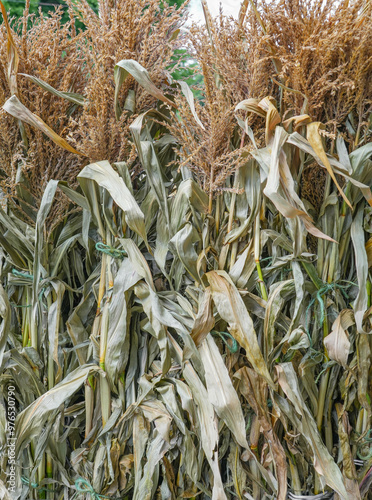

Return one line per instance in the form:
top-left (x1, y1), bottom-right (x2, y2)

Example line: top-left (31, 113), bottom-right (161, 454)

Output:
top-left (169, 223), bottom-right (201, 283)
top-left (130, 114), bottom-right (170, 228)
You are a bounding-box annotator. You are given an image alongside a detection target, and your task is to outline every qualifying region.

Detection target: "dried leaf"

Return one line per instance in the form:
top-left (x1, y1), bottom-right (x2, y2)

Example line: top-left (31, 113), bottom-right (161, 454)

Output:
top-left (15, 365), bottom-right (100, 455)
top-left (206, 270), bottom-right (275, 389)
top-left (114, 59), bottom-right (175, 119)
top-left (3, 95), bottom-right (83, 155)
top-left (190, 290), bottom-right (214, 348)
top-left (20, 73), bottom-right (85, 106)
top-left (78, 161), bottom-right (148, 246)
top-left (307, 122), bottom-right (351, 209)
top-left (276, 363), bottom-right (349, 500)
top-left (199, 334), bottom-right (249, 449)
top-left (324, 310), bottom-right (354, 367)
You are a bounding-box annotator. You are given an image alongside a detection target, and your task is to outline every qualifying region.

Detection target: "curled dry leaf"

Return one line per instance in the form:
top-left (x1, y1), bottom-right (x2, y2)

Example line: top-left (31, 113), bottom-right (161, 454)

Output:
top-left (324, 310), bottom-right (354, 367)
top-left (307, 122), bottom-right (352, 209)
top-left (191, 287), bottom-right (215, 346)
top-left (235, 366), bottom-right (287, 500)
top-left (114, 59), bottom-right (176, 120)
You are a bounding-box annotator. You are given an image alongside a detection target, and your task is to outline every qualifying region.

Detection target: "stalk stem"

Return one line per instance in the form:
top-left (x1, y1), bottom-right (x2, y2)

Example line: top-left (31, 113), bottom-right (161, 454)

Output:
top-left (215, 194), bottom-right (221, 236)
top-left (37, 454), bottom-right (46, 499)
top-left (85, 382), bottom-right (94, 439)
top-left (316, 369), bottom-right (330, 431)
top-left (289, 457), bottom-right (301, 495)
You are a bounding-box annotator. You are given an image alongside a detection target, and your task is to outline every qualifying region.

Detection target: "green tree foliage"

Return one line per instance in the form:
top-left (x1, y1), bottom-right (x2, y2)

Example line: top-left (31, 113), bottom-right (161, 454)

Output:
top-left (2, 0), bottom-right (98, 26)
top-left (2, 0), bottom-right (186, 22)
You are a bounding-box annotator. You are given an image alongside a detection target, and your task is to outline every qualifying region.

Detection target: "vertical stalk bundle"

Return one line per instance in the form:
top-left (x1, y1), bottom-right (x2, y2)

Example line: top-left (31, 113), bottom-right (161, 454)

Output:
top-left (0, 1), bottom-right (371, 499)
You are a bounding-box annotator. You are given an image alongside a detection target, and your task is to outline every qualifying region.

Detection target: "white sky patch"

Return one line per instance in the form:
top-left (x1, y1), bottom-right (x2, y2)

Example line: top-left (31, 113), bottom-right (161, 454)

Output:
top-left (188, 0), bottom-right (241, 23)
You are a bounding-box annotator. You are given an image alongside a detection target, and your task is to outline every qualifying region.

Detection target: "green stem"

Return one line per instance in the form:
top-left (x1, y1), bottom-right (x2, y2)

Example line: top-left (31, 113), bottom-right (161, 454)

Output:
top-left (314, 472), bottom-right (322, 495)
top-left (99, 303), bottom-right (109, 371)
top-left (316, 369), bottom-right (330, 431)
top-left (85, 382), bottom-right (95, 439)
top-left (256, 259), bottom-right (268, 301)
top-left (37, 454), bottom-right (46, 499)
top-left (249, 415), bottom-right (261, 499)
top-left (289, 456), bottom-right (301, 495)
top-left (22, 288), bottom-right (30, 347)
top-left (215, 194), bottom-right (221, 237)
top-left (326, 213), bottom-right (339, 284)
top-left (46, 453), bottom-right (53, 500)
top-left (47, 294), bottom-right (54, 390)
top-left (318, 173), bottom-right (332, 279)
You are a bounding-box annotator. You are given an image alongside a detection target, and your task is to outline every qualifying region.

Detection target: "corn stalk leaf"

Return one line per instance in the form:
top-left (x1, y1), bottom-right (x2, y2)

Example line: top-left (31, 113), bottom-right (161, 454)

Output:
top-left (78, 161), bottom-right (148, 246)
top-left (3, 95), bottom-right (83, 155)
top-left (19, 73), bottom-right (86, 105)
top-left (105, 259), bottom-right (141, 386)
top-left (48, 281), bottom-right (65, 384)
top-left (206, 270), bottom-right (275, 389)
top-left (134, 432), bottom-right (169, 500)
top-left (181, 359), bottom-right (228, 500)
top-left (287, 133), bottom-right (372, 207)
top-left (199, 334), bottom-right (249, 449)
top-left (15, 364), bottom-right (100, 455)
top-left (171, 178), bottom-right (208, 235)
top-left (235, 366), bottom-right (287, 500)
top-left (130, 114), bottom-right (170, 228)
top-left (351, 207), bottom-right (368, 333)
top-left (262, 126), bottom-right (334, 242)
top-left (177, 80), bottom-right (205, 130)
top-left (335, 404), bottom-right (362, 500)
top-left (120, 239), bottom-right (154, 290)
top-left (169, 223), bottom-right (201, 283)
top-left (114, 59), bottom-right (175, 120)
top-left (306, 123), bottom-right (352, 209)
top-left (275, 363), bottom-right (349, 500)
top-left (191, 287), bottom-right (215, 346)
top-left (324, 309), bottom-right (354, 367)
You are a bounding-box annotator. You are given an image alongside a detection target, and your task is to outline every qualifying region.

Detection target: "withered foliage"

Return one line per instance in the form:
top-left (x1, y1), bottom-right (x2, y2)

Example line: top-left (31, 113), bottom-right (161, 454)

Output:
top-left (70, 0), bottom-right (185, 162)
top-left (170, 0), bottom-right (372, 194)
top-left (260, 0), bottom-right (372, 132)
top-left (0, 0), bottom-right (185, 222)
top-left (0, 7), bottom-right (86, 222)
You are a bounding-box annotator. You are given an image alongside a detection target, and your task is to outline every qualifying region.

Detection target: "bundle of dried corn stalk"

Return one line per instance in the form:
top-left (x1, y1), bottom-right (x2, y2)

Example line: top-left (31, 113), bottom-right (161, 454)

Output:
top-left (0, 1), bottom-right (371, 499)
